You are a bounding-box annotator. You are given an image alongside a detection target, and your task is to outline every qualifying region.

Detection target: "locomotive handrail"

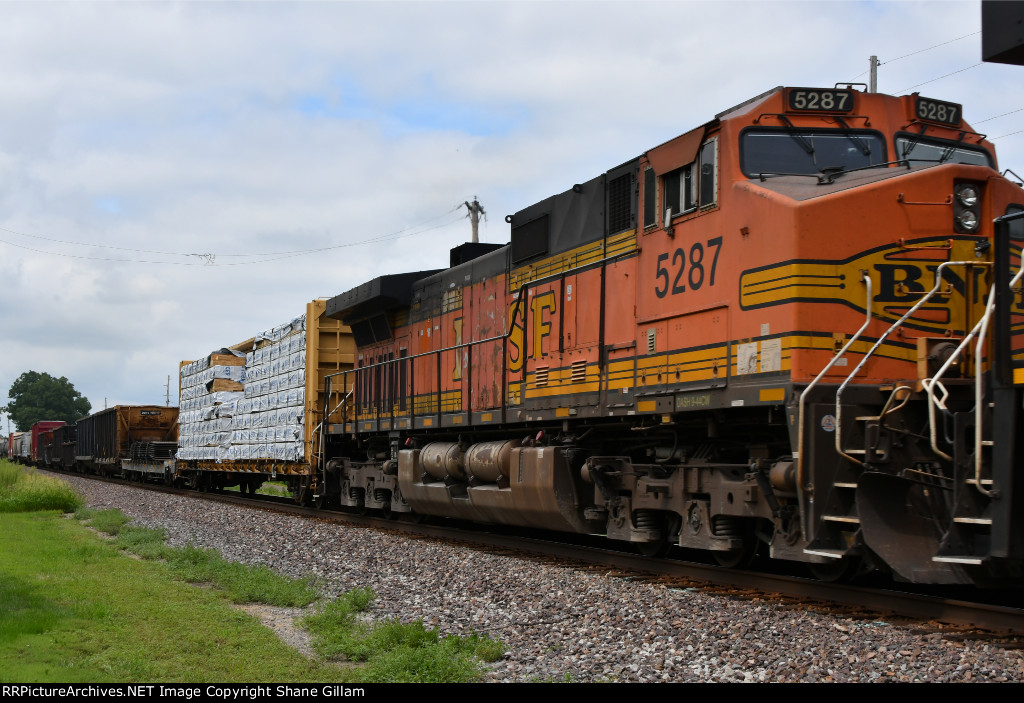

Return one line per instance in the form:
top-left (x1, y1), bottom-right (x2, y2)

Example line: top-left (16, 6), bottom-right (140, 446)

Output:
top-left (796, 271), bottom-right (872, 539)
top-left (836, 261), bottom-right (989, 471)
top-left (920, 280), bottom-right (995, 463)
top-left (321, 243), bottom-right (639, 435)
top-left (314, 386), bottom-right (353, 471)
top-left (918, 220), bottom-right (1024, 498)
top-left (323, 330), bottom-right (510, 433)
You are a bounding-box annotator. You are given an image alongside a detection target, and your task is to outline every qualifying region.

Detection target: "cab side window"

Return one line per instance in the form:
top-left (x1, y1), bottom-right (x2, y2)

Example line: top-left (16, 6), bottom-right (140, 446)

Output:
top-left (661, 138), bottom-right (717, 221)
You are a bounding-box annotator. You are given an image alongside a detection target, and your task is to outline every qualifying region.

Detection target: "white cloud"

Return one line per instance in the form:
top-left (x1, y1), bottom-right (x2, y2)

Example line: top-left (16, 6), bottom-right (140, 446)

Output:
top-left (0, 0), bottom-right (1019, 415)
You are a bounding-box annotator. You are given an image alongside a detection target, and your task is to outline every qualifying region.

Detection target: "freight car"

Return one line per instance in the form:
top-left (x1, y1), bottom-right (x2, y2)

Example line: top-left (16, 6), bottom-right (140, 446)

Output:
top-left (175, 299), bottom-right (354, 499)
top-left (28, 420), bottom-right (65, 464)
top-left (35, 421), bottom-right (76, 468)
top-left (9, 425), bottom-right (49, 464)
top-left (13, 432), bottom-right (31, 463)
top-left (72, 406), bottom-right (179, 481)
top-left (311, 85), bottom-right (1024, 586)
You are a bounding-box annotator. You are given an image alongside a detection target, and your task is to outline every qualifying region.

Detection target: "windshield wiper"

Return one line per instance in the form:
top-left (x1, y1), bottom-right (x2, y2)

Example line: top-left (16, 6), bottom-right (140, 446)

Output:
top-left (815, 159), bottom-right (913, 185)
top-left (777, 115), bottom-right (815, 156)
top-left (938, 132), bottom-right (968, 164)
top-left (757, 172), bottom-right (821, 181)
top-left (901, 125), bottom-right (930, 159)
top-left (835, 116), bottom-right (872, 156)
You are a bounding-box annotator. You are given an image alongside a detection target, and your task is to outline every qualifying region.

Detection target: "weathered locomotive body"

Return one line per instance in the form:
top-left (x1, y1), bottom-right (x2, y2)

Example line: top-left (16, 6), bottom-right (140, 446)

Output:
top-left (319, 86), bottom-right (1024, 586)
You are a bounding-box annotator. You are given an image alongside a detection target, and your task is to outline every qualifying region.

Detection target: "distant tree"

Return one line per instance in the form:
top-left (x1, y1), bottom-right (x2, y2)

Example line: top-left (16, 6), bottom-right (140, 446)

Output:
top-left (6, 371), bottom-right (92, 431)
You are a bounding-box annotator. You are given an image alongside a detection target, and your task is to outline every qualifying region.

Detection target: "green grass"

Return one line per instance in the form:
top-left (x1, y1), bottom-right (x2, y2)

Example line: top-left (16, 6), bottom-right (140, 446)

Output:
top-left (74, 506), bottom-right (132, 534)
top-left (75, 509), bottom-right (320, 608)
top-left (303, 588), bottom-right (505, 683)
top-left (2, 491), bottom-right (505, 682)
top-left (0, 459), bottom-right (83, 513)
top-left (0, 511), bottom-right (341, 682)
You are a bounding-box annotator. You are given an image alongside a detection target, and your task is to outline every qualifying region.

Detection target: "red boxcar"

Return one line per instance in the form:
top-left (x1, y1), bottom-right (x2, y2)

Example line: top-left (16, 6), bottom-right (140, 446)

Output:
top-left (30, 421), bottom-right (66, 464)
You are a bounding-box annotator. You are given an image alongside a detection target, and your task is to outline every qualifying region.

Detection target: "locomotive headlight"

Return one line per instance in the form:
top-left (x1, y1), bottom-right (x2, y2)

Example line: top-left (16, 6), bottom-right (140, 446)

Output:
top-left (957, 210), bottom-right (979, 231)
top-left (953, 181), bottom-right (983, 234)
top-left (956, 184), bottom-right (979, 207)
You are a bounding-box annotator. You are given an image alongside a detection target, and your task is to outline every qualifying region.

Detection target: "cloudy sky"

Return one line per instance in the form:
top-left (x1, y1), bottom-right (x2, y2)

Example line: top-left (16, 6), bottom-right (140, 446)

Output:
top-left (0, 0), bottom-right (1020, 425)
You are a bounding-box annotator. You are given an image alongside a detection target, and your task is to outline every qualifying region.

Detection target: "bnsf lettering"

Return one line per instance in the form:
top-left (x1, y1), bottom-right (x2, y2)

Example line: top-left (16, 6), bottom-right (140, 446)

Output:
top-left (509, 303), bottom-right (525, 373)
top-left (654, 237), bottom-right (723, 298)
top-left (873, 264), bottom-right (926, 303)
top-left (508, 291), bottom-right (557, 372)
top-left (452, 317), bottom-right (464, 381)
top-left (873, 263), bottom-right (968, 304)
top-left (530, 292), bottom-right (556, 360)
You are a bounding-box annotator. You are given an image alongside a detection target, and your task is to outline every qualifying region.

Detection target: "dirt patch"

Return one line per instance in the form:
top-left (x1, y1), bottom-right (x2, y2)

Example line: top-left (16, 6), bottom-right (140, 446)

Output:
top-left (238, 604), bottom-right (320, 660)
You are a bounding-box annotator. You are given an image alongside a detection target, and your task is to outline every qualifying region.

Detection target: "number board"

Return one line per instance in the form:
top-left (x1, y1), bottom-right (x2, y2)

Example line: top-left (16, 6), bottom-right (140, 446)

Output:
top-left (786, 88), bottom-right (855, 113)
top-left (914, 96), bottom-right (961, 126)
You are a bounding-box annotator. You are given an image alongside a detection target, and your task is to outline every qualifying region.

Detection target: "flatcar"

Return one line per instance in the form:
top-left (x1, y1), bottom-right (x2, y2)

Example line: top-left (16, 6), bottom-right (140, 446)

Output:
top-left (314, 85), bottom-right (1024, 586)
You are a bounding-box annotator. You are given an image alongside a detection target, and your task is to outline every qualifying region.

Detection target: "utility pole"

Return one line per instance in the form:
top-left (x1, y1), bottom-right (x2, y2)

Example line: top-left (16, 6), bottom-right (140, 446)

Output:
top-left (869, 55), bottom-right (879, 93)
top-left (463, 197), bottom-right (486, 243)
top-left (166, 375), bottom-right (171, 406)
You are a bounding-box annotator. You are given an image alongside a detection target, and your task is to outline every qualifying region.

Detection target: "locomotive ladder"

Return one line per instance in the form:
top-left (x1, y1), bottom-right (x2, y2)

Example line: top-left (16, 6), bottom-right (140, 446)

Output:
top-left (823, 260), bottom-right (992, 569)
top-left (817, 212), bottom-right (1024, 571)
top-left (800, 260), bottom-right (996, 565)
top-left (931, 211), bottom-right (1024, 565)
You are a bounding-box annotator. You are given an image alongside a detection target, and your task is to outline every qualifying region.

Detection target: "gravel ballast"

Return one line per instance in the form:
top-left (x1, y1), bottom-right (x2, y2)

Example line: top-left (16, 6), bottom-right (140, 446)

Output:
top-left (60, 475), bottom-right (1024, 683)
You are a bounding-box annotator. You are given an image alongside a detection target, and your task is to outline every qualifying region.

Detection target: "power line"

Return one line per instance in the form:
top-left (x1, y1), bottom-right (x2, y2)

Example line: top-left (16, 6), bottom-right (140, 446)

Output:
top-left (992, 130), bottom-right (1024, 141)
top-left (0, 204), bottom-right (467, 266)
top-left (882, 31), bottom-right (980, 65)
top-left (845, 31), bottom-right (980, 81)
top-left (896, 62), bottom-right (984, 94)
top-left (0, 203), bottom-right (464, 258)
top-left (974, 106), bottom-right (1024, 125)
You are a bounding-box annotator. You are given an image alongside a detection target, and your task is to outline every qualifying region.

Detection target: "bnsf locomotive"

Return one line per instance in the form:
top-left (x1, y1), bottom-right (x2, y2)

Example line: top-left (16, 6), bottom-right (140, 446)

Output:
top-left (317, 85), bottom-right (1024, 586)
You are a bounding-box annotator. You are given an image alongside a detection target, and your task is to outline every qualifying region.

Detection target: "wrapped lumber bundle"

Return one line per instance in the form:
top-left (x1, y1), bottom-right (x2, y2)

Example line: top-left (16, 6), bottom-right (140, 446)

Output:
top-left (177, 300), bottom-right (353, 475)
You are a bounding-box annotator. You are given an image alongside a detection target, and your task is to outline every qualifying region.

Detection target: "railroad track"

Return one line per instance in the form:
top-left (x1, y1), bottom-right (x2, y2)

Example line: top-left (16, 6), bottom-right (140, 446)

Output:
top-left (50, 468), bottom-right (1024, 638)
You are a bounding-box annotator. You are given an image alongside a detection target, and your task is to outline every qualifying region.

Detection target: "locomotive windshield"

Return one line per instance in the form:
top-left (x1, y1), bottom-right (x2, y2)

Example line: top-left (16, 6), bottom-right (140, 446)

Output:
top-left (741, 128), bottom-right (887, 178)
top-left (894, 135), bottom-right (994, 167)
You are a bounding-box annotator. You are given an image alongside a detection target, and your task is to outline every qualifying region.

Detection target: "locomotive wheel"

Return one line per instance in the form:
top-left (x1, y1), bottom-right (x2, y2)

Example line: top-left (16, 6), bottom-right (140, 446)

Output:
top-left (807, 556), bottom-right (862, 583)
top-left (636, 539), bottom-right (673, 558)
top-left (712, 539), bottom-right (760, 569)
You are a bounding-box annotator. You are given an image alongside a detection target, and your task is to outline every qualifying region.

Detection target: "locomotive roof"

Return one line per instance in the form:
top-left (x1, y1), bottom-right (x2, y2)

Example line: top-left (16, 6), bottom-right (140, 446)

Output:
top-left (326, 270), bottom-right (442, 323)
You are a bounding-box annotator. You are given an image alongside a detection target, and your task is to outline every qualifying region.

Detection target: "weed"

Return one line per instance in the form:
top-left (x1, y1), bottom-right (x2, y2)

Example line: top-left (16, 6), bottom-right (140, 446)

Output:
top-left (76, 508), bottom-right (132, 535)
top-left (0, 511), bottom-right (341, 682)
top-left (302, 589), bottom-right (504, 683)
top-left (115, 526), bottom-right (169, 560)
top-left (0, 461), bottom-right (83, 513)
top-left (161, 544), bottom-right (319, 607)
